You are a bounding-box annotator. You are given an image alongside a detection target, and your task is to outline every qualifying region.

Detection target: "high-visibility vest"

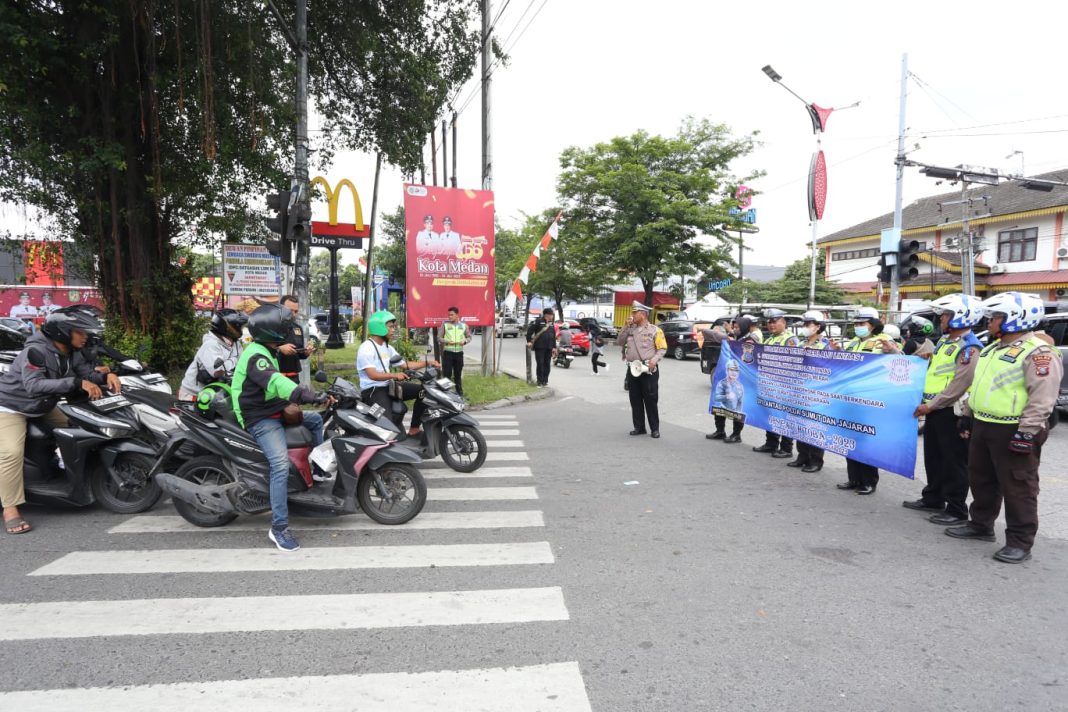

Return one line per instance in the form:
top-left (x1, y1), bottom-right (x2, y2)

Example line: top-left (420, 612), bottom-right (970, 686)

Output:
top-left (845, 333), bottom-right (892, 353)
top-left (967, 335), bottom-right (1044, 424)
top-left (922, 333), bottom-right (980, 403)
top-left (764, 332), bottom-right (798, 347)
top-left (802, 337), bottom-right (831, 351)
top-left (443, 322), bottom-right (466, 352)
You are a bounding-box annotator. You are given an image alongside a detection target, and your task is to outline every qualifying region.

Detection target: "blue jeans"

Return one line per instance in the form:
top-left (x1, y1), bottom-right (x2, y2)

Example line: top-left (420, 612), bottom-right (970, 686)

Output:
top-left (247, 411), bottom-right (326, 528)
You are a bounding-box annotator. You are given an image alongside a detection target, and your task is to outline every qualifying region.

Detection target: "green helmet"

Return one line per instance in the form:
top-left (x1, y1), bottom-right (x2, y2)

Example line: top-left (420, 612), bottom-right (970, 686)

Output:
top-left (367, 310), bottom-right (397, 337)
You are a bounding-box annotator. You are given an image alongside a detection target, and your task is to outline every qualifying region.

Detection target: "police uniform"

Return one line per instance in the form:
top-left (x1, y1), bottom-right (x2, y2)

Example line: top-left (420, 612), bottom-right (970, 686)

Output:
top-left (437, 318), bottom-right (470, 396)
top-left (841, 332), bottom-right (895, 492)
top-left (754, 330), bottom-right (801, 456)
top-left (914, 332), bottom-right (981, 520)
top-left (276, 320), bottom-right (307, 383)
top-left (791, 335), bottom-right (832, 471)
top-left (617, 307), bottom-right (667, 437)
top-left (956, 333), bottom-right (1062, 555)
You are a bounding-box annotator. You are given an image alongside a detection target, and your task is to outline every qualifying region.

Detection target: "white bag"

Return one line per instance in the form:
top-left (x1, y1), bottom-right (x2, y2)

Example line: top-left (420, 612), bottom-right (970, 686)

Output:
top-left (309, 441), bottom-right (338, 475)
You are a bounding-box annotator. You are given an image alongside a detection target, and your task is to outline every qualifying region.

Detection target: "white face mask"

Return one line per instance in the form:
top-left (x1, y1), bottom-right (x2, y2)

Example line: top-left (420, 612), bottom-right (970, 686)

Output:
top-left (805, 325), bottom-right (818, 337)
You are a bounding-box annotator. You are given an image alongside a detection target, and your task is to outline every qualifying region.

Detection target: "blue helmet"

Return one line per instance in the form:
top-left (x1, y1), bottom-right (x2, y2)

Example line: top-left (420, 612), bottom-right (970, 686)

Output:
top-left (926, 293), bottom-right (983, 329)
top-left (979, 292), bottom-right (1044, 334)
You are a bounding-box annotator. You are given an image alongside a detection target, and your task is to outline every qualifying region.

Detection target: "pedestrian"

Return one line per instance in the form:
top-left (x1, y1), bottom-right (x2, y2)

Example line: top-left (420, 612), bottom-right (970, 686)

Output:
top-left (836, 307), bottom-right (899, 495)
top-left (946, 292), bottom-right (1062, 564)
top-left (526, 307), bottom-right (556, 387)
top-left (905, 294), bottom-right (984, 525)
top-left (752, 308), bottom-right (800, 459)
top-left (437, 306), bottom-right (470, 396)
top-left (276, 294), bottom-right (310, 384)
top-left (590, 324), bottom-right (608, 375)
top-left (787, 310), bottom-right (834, 473)
top-left (617, 301), bottom-right (667, 438)
top-left (705, 315), bottom-right (758, 443)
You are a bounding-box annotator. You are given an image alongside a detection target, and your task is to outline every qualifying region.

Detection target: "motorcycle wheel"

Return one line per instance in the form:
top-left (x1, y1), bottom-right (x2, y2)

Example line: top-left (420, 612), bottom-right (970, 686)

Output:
top-left (439, 424), bottom-right (488, 473)
top-left (357, 463), bottom-right (426, 525)
top-left (91, 452), bottom-right (163, 514)
top-left (170, 456), bottom-right (238, 528)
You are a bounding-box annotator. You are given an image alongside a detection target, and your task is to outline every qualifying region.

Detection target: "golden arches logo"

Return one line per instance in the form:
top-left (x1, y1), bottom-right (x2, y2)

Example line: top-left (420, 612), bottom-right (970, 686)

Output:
top-left (311, 176), bottom-right (365, 230)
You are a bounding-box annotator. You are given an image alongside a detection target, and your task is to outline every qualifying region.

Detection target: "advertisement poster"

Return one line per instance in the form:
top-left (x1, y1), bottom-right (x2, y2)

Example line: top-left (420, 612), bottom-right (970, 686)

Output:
top-left (222, 244), bottom-right (280, 296)
top-left (403, 184), bottom-right (495, 327)
top-left (710, 342), bottom-right (926, 478)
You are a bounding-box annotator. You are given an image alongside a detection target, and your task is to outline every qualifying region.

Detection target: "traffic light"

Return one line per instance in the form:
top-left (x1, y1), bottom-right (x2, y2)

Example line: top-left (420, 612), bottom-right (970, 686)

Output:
top-left (289, 202), bottom-right (311, 243)
top-left (266, 190), bottom-right (293, 265)
top-left (896, 239), bottom-right (921, 281)
top-left (877, 254), bottom-right (893, 284)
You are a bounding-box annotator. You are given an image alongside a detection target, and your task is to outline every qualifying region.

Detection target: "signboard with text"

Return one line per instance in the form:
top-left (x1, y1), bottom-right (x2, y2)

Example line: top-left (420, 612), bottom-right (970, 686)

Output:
top-left (403, 184), bottom-right (495, 327)
top-left (222, 244), bottom-right (280, 295)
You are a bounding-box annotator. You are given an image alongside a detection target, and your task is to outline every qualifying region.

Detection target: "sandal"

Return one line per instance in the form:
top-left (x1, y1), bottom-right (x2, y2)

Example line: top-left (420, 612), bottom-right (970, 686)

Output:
top-left (4, 517), bottom-right (31, 535)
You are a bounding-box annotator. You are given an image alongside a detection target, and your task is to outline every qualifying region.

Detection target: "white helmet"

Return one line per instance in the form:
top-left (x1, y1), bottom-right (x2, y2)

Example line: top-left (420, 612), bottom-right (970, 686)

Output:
top-left (801, 310), bottom-right (825, 324)
top-left (882, 323), bottom-right (902, 340)
top-left (926, 293), bottom-right (983, 329)
top-left (853, 306), bottom-right (880, 322)
top-left (979, 292), bottom-right (1044, 334)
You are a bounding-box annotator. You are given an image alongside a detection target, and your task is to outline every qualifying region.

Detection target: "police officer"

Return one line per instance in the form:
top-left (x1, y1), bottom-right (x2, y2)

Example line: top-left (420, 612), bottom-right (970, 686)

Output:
top-left (277, 294), bottom-right (310, 384)
top-left (705, 315), bottom-right (758, 443)
top-left (837, 307), bottom-right (899, 495)
top-left (946, 292), bottom-right (1062, 564)
top-left (617, 301), bottom-right (667, 438)
top-left (905, 294), bottom-right (983, 525)
top-left (753, 308), bottom-right (800, 458)
top-left (788, 310), bottom-right (833, 473)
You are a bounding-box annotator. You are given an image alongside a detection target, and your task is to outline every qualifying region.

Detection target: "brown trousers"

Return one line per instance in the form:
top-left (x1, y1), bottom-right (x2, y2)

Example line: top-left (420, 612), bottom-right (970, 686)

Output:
top-left (968, 420), bottom-right (1045, 550)
top-left (0, 408), bottom-right (68, 508)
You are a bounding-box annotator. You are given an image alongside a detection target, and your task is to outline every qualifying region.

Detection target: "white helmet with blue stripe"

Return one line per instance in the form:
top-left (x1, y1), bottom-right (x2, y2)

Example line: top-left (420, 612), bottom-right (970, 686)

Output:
top-left (979, 292), bottom-right (1045, 334)
top-left (926, 293), bottom-right (983, 329)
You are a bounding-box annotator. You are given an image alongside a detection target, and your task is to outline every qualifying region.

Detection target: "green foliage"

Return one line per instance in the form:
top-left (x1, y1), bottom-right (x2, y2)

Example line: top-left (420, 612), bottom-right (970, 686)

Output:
top-left (374, 207), bottom-right (408, 281)
top-left (392, 339), bottom-right (421, 362)
top-left (557, 118), bottom-right (761, 305)
top-left (309, 250), bottom-right (364, 310)
top-left (715, 255), bottom-right (842, 306)
top-left (104, 308), bottom-right (203, 376)
top-left (349, 315), bottom-right (364, 334)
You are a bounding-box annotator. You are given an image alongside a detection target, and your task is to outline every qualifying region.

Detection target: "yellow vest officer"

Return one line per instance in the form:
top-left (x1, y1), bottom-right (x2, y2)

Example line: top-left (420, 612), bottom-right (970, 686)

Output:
top-left (788, 310), bottom-right (834, 473)
top-left (753, 308), bottom-right (801, 458)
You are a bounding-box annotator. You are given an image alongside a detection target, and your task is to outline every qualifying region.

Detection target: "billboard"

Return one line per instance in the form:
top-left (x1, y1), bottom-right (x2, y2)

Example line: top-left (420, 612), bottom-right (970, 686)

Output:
top-left (222, 244), bottom-right (280, 296)
top-left (403, 184), bottom-right (495, 327)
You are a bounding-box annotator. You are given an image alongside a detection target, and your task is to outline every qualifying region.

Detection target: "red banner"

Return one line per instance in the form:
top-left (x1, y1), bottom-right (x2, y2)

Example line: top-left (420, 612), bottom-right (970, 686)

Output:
top-left (403, 184), bottom-right (495, 327)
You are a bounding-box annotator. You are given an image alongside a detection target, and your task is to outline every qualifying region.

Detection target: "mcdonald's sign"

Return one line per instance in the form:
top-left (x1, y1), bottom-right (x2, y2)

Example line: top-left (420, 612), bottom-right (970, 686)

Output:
top-left (310, 176), bottom-right (370, 247)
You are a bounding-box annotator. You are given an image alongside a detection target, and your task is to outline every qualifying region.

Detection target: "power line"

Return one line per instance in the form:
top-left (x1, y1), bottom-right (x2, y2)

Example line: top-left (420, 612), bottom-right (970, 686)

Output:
top-left (908, 72), bottom-right (980, 124)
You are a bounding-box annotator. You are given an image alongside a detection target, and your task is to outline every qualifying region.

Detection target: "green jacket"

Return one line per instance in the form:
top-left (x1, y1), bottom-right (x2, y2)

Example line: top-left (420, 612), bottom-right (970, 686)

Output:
top-left (231, 342), bottom-right (315, 427)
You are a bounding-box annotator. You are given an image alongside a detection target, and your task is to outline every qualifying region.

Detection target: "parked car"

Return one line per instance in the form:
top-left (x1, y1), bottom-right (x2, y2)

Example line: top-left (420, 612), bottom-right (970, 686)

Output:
top-left (577, 317), bottom-right (617, 339)
top-left (495, 316), bottom-right (522, 338)
top-left (0, 322), bottom-right (27, 373)
top-left (555, 320), bottom-right (590, 355)
top-left (1039, 313), bottom-right (1068, 423)
top-left (659, 319), bottom-right (700, 360)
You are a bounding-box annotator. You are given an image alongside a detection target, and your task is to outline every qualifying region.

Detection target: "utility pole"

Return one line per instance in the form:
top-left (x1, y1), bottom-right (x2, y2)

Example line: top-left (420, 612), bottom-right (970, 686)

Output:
top-left (293, 0), bottom-right (311, 385)
top-left (442, 121), bottom-right (448, 190)
top-left (360, 154), bottom-right (383, 340)
top-left (961, 182), bottom-right (973, 295)
top-left (888, 53), bottom-right (908, 317)
top-left (451, 110), bottom-right (458, 188)
top-left (480, 0), bottom-right (495, 374)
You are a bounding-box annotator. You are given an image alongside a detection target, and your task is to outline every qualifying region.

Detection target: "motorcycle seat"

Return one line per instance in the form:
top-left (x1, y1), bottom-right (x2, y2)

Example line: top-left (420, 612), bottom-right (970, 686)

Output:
top-left (285, 425), bottom-right (312, 448)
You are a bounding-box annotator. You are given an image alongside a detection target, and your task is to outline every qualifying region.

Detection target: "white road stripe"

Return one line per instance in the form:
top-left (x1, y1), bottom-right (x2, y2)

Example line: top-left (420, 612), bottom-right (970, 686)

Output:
top-left (30, 542), bottom-right (554, 576)
top-left (0, 662), bottom-right (592, 712)
top-left (422, 451), bottom-right (529, 467)
top-left (479, 428), bottom-right (520, 435)
top-left (478, 439), bottom-right (524, 448)
top-left (429, 487), bottom-right (537, 501)
top-left (0, 587), bottom-right (569, 641)
top-left (422, 466), bottom-right (532, 479)
top-left (108, 510), bottom-right (543, 534)
top-left (473, 415), bottom-right (517, 421)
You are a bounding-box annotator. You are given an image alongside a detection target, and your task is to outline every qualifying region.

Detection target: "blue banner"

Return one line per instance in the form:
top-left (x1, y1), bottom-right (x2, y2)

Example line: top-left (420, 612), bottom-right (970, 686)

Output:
top-left (709, 342), bottom-right (927, 478)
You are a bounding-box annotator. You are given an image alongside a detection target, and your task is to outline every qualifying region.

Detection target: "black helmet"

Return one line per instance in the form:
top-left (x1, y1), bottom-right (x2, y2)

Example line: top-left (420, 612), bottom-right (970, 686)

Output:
top-left (41, 305), bottom-right (103, 347)
top-left (210, 308), bottom-right (248, 340)
top-left (247, 304), bottom-right (293, 344)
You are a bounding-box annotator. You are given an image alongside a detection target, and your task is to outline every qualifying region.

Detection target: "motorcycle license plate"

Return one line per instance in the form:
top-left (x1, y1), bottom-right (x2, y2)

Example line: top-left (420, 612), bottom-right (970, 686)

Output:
top-left (92, 394), bottom-right (132, 412)
top-left (368, 403), bottom-right (385, 419)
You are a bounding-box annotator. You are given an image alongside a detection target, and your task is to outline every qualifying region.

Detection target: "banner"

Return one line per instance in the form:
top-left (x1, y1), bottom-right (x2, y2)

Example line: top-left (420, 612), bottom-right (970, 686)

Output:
top-left (503, 212), bottom-right (561, 312)
top-left (403, 184), bottom-right (495, 327)
top-left (222, 244), bottom-right (280, 296)
top-left (710, 342), bottom-right (926, 478)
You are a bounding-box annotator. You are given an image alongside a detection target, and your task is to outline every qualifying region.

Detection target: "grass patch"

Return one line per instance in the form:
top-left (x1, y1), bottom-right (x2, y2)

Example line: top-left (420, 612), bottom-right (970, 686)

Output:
top-left (459, 373), bottom-right (539, 405)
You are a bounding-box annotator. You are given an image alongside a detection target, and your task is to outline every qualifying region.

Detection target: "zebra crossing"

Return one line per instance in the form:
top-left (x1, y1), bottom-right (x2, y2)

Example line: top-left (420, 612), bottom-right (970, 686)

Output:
top-left (1, 412), bottom-right (594, 711)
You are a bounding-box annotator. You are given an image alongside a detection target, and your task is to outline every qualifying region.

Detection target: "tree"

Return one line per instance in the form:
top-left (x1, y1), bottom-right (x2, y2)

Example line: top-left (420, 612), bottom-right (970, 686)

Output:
top-left (0, 2), bottom-right (480, 370)
top-left (374, 207), bottom-right (408, 282)
top-left (764, 255), bottom-right (842, 305)
top-left (309, 250), bottom-right (363, 310)
top-left (557, 118), bottom-right (761, 306)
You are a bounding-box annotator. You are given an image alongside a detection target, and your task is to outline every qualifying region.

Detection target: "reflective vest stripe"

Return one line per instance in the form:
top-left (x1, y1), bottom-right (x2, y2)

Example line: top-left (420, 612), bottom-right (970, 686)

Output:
top-left (968, 336), bottom-right (1042, 424)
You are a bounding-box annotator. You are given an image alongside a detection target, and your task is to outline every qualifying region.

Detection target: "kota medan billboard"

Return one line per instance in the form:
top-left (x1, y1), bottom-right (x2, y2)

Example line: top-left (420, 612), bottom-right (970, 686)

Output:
top-left (403, 184), bottom-right (495, 327)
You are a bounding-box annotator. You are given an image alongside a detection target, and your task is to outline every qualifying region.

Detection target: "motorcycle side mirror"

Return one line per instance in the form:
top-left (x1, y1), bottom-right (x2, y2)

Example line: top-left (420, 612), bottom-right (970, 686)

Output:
top-left (389, 354), bottom-right (404, 365)
top-left (314, 370), bottom-right (328, 383)
top-left (120, 358), bottom-right (143, 372)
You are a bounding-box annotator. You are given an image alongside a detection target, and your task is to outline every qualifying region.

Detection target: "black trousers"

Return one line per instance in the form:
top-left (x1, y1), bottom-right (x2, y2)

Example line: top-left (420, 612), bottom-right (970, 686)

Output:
top-left (441, 350), bottom-right (465, 395)
top-left (762, 431), bottom-right (794, 453)
top-left (921, 406), bottom-right (970, 517)
top-left (591, 353), bottom-right (607, 372)
top-left (362, 384), bottom-right (427, 430)
top-left (534, 348), bottom-right (552, 385)
top-left (968, 420), bottom-right (1046, 551)
top-left (795, 441), bottom-right (824, 467)
top-left (627, 370), bottom-right (659, 432)
top-left (713, 414), bottom-right (743, 436)
top-left (846, 458), bottom-right (879, 488)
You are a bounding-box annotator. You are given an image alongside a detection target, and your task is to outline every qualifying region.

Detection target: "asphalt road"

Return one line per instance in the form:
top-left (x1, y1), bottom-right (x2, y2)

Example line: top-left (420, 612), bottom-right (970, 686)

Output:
top-left (0, 340), bottom-right (1066, 711)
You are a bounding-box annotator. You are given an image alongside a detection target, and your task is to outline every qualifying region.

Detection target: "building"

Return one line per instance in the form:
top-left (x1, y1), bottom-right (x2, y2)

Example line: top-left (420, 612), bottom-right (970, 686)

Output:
top-left (819, 168), bottom-right (1068, 305)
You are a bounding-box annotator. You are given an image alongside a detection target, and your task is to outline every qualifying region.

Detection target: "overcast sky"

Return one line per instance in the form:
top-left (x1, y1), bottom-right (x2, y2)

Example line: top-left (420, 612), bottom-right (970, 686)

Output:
top-left (5, 0), bottom-right (1066, 276)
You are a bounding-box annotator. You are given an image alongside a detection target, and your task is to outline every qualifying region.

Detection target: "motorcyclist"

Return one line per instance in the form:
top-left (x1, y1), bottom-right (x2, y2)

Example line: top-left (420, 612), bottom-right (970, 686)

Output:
top-left (0, 306), bottom-right (112, 535)
top-left (903, 315), bottom-right (936, 358)
top-left (178, 309), bottom-right (248, 400)
top-left (356, 310), bottom-right (439, 438)
top-left (231, 304), bottom-right (331, 552)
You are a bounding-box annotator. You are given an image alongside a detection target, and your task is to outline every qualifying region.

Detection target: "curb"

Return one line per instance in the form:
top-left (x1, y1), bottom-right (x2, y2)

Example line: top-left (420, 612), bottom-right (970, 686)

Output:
top-left (471, 368), bottom-right (555, 410)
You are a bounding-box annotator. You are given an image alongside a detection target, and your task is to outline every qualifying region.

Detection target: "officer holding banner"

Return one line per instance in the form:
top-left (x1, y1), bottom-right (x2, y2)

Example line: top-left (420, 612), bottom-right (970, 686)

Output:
top-left (947, 292), bottom-right (1062, 564)
top-left (906, 294), bottom-right (983, 525)
top-left (837, 307), bottom-right (899, 495)
top-left (752, 308), bottom-right (800, 459)
top-left (787, 310), bottom-right (834, 473)
top-left (705, 315), bottom-right (758, 443)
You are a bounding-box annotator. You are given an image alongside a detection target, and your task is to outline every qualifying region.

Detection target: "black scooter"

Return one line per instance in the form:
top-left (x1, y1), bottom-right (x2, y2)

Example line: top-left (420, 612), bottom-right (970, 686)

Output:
top-left (23, 392), bottom-right (164, 513)
top-left (553, 346), bottom-right (575, 369)
top-left (154, 377), bottom-right (426, 527)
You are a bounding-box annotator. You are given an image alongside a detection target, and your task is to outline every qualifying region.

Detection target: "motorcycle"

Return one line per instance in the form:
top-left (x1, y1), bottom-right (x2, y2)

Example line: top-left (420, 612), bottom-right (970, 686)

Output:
top-left (23, 392), bottom-right (164, 513)
top-left (372, 355), bottom-right (488, 473)
top-left (553, 346), bottom-right (575, 369)
top-left (153, 376), bottom-right (427, 528)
